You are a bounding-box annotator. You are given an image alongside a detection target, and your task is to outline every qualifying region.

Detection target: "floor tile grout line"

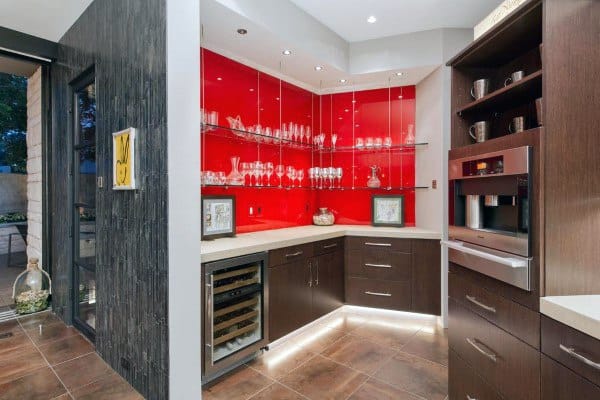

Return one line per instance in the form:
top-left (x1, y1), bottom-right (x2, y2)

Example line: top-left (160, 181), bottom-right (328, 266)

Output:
top-left (366, 375), bottom-right (430, 400)
top-left (342, 375), bottom-right (369, 400)
top-left (19, 321), bottom-right (75, 399)
top-left (242, 381), bottom-right (277, 400)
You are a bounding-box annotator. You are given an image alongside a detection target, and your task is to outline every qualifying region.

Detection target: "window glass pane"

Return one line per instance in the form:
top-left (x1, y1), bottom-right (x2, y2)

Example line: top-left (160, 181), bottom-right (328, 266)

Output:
top-left (77, 147), bottom-right (96, 206)
top-left (77, 266), bottom-right (96, 329)
top-left (77, 207), bottom-right (96, 267)
top-left (77, 83), bottom-right (96, 146)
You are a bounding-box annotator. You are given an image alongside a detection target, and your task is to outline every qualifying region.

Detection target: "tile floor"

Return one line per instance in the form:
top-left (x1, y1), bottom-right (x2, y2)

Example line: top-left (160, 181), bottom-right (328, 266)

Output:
top-left (203, 307), bottom-right (448, 400)
top-left (0, 310), bottom-right (142, 400)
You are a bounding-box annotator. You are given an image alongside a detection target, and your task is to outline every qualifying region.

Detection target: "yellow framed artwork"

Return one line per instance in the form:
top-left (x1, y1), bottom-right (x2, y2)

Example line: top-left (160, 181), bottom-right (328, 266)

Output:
top-left (112, 127), bottom-right (137, 190)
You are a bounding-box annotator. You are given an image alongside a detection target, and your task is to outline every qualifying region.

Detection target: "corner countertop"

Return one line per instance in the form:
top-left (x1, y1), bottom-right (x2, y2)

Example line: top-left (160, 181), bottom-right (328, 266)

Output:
top-left (200, 225), bottom-right (441, 263)
top-left (540, 295), bottom-right (600, 341)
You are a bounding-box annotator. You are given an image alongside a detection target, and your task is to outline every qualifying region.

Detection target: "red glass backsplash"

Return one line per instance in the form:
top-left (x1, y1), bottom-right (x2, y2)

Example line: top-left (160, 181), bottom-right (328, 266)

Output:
top-left (201, 48), bottom-right (416, 233)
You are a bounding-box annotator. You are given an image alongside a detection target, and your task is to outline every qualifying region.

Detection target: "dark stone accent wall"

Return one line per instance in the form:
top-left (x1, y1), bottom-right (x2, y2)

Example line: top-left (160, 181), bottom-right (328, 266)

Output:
top-left (50, 0), bottom-right (168, 398)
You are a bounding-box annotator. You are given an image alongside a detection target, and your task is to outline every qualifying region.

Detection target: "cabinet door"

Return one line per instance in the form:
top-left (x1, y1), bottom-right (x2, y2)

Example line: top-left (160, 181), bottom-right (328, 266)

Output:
top-left (411, 239), bottom-right (441, 315)
top-left (542, 355), bottom-right (600, 400)
top-left (312, 250), bottom-right (344, 319)
top-left (268, 260), bottom-right (312, 341)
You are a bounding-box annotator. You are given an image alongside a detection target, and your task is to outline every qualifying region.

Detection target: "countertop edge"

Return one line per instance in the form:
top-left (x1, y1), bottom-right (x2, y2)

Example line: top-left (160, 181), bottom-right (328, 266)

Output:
top-left (540, 296), bottom-right (600, 341)
top-left (200, 226), bottom-right (442, 263)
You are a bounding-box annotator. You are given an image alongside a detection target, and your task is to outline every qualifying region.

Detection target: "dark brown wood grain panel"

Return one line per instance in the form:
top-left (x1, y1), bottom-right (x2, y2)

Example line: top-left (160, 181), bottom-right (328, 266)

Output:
top-left (449, 349), bottom-right (504, 400)
top-left (541, 355), bottom-right (600, 400)
top-left (268, 243), bottom-right (314, 267)
top-left (345, 236), bottom-right (412, 253)
top-left (541, 316), bottom-right (600, 387)
top-left (449, 269), bottom-right (540, 349)
top-left (411, 240), bottom-right (441, 316)
top-left (312, 250), bottom-right (344, 319)
top-left (345, 277), bottom-right (411, 311)
top-left (313, 237), bottom-right (344, 256)
top-left (346, 249), bottom-right (412, 281)
top-left (51, 0), bottom-right (169, 397)
top-left (448, 299), bottom-right (540, 400)
top-left (543, 0), bottom-right (600, 295)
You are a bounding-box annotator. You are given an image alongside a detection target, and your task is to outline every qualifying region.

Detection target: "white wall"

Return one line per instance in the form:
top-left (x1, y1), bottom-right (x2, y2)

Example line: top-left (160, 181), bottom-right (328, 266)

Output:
top-left (167, 0), bottom-right (202, 398)
top-left (27, 67), bottom-right (43, 264)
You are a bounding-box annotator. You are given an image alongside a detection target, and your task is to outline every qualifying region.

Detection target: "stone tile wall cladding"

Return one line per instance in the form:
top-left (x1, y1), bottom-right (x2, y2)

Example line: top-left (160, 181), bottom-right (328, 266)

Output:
top-left (27, 67), bottom-right (43, 263)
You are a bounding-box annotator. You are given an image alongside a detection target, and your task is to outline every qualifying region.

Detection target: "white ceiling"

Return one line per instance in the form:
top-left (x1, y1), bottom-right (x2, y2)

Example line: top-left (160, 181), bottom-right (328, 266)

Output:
top-left (289, 0), bottom-right (503, 42)
top-left (0, 0), bottom-right (93, 42)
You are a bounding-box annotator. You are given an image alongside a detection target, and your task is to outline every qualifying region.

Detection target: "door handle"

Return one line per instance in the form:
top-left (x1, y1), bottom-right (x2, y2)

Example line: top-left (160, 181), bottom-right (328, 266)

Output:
top-left (559, 344), bottom-right (600, 370)
top-left (323, 243), bottom-right (338, 249)
top-left (364, 242), bottom-right (392, 247)
top-left (465, 295), bottom-right (496, 313)
top-left (286, 251), bottom-right (303, 258)
top-left (466, 338), bottom-right (497, 362)
top-left (308, 262), bottom-right (313, 287)
top-left (365, 263), bottom-right (392, 269)
top-left (315, 261), bottom-right (319, 286)
top-left (365, 291), bottom-right (391, 297)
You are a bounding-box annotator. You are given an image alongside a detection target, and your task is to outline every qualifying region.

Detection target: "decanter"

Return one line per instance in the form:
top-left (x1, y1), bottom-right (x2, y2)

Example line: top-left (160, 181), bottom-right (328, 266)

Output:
top-left (13, 258), bottom-right (52, 315)
top-left (226, 156), bottom-right (244, 185)
top-left (367, 165), bottom-right (381, 188)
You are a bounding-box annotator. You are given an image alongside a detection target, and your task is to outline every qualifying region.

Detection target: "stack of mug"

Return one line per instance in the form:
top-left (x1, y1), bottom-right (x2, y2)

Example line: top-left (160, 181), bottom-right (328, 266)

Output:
top-left (467, 70), bottom-right (543, 143)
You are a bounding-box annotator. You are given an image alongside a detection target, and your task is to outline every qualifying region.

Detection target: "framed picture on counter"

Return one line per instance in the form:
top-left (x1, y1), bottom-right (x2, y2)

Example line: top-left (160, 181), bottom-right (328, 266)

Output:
top-left (201, 195), bottom-right (236, 240)
top-left (371, 194), bottom-right (405, 227)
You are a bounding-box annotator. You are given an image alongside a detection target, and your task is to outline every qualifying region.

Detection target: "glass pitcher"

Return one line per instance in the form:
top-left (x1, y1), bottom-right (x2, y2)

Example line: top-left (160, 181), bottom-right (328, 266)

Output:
top-left (367, 165), bottom-right (381, 188)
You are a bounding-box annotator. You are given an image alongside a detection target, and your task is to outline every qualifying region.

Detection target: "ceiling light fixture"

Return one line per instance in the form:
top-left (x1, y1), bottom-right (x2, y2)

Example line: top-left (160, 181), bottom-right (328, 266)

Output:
top-left (282, 49), bottom-right (292, 55)
top-left (314, 66), bottom-right (323, 71)
top-left (236, 28), bottom-right (248, 35)
top-left (367, 16), bottom-right (377, 24)
top-left (339, 79), bottom-right (347, 83)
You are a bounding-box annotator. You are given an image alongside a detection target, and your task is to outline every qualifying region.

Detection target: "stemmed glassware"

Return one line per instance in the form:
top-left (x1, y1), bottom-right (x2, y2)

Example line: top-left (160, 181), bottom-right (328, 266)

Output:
top-left (241, 162), bottom-right (251, 186)
top-left (296, 169), bottom-right (304, 188)
top-left (331, 134), bottom-right (338, 149)
top-left (264, 162), bottom-right (274, 187)
top-left (308, 167), bottom-right (316, 188)
top-left (327, 167), bottom-right (336, 188)
top-left (276, 164), bottom-right (285, 188)
top-left (253, 161), bottom-right (264, 186)
top-left (292, 124), bottom-right (300, 143)
top-left (286, 166), bottom-right (296, 188)
top-left (336, 167), bottom-right (343, 188)
top-left (305, 127), bottom-right (311, 147)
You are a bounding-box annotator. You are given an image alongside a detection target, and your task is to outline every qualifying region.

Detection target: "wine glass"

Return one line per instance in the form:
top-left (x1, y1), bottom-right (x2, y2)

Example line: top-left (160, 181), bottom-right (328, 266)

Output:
top-left (328, 167), bottom-right (336, 188)
top-left (296, 169), bottom-right (304, 188)
top-left (286, 166), bottom-right (296, 188)
top-left (331, 133), bottom-right (338, 150)
top-left (275, 164), bottom-right (285, 188)
top-left (253, 161), bottom-right (264, 187)
top-left (308, 167), bottom-right (316, 188)
top-left (292, 124), bottom-right (300, 143)
top-left (305, 127), bottom-right (312, 147)
top-left (265, 162), bottom-right (274, 186)
top-left (335, 167), bottom-right (343, 188)
top-left (240, 162), bottom-right (251, 186)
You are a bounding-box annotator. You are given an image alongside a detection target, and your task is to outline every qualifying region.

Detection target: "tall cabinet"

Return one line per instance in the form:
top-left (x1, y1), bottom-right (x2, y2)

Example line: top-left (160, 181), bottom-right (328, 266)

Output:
top-left (446, 1), bottom-right (600, 399)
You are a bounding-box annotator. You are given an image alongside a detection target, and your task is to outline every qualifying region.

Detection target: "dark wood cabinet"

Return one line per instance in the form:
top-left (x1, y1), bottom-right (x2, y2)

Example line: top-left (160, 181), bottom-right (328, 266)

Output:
top-left (312, 248), bottom-right (344, 319)
top-left (449, 349), bottom-right (503, 400)
top-left (541, 355), bottom-right (600, 400)
top-left (449, 299), bottom-right (540, 400)
top-left (268, 258), bottom-right (312, 341)
top-left (412, 239), bottom-right (441, 315)
top-left (268, 239), bottom-right (344, 341)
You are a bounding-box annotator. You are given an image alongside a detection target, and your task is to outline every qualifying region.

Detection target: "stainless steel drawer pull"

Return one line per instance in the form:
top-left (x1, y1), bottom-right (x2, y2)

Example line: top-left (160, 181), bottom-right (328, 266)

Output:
top-left (285, 251), bottom-right (303, 258)
top-left (466, 337), bottom-right (497, 362)
top-left (365, 242), bottom-right (392, 247)
top-left (365, 291), bottom-right (392, 297)
top-left (559, 344), bottom-right (600, 371)
top-left (466, 395), bottom-right (478, 400)
top-left (466, 295), bottom-right (497, 313)
top-left (323, 243), bottom-right (338, 249)
top-left (365, 263), bottom-right (392, 269)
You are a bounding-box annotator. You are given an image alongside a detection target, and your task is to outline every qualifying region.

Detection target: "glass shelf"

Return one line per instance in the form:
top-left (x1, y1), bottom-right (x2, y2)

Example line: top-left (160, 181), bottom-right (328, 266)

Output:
top-left (202, 123), bottom-right (314, 149)
top-left (202, 184), bottom-right (428, 191)
top-left (318, 143), bottom-right (428, 152)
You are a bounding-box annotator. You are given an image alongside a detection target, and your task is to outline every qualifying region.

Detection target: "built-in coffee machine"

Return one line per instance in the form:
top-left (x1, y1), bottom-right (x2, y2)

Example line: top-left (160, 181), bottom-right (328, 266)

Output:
top-left (445, 146), bottom-right (532, 291)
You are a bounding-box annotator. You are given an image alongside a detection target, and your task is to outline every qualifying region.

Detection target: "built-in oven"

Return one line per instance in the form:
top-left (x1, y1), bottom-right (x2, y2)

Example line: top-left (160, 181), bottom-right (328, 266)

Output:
top-left (443, 146), bottom-right (533, 291)
top-left (202, 252), bottom-right (268, 383)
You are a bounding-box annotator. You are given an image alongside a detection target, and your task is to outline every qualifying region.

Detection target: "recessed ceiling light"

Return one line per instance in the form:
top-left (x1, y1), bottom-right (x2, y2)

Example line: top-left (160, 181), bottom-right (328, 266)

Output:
top-left (314, 66), bottom-right (323, 71)
top-left (282, 49), bottom-right (292, 55)
top-left (249, 88), bottom-right (255, 92)
top-left (237, 28), bottom-right (248, 35)
top-left (339, 79), bottom-right (347, 83)
top-left (216, 77), bottom-right (222, 81)
top-left (396, 72), bottom-right (404, 76)
top-left (367, 16), bottom-right (377, 24)
top-left (398, 95), bottom-right (403, 99)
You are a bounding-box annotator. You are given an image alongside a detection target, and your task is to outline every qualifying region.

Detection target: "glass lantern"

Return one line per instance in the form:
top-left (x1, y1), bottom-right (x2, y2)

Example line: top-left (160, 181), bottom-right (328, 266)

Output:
top-left (12, 258), bottom-right (52, 315)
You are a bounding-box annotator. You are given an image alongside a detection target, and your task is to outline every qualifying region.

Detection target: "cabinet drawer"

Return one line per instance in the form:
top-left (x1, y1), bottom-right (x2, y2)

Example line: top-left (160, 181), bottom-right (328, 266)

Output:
top-left (541, 316), bottom-right (600, 387)
top-left (449, 271), bottom-right (540, 348)
top-left (268, 242), bottom-right (314, 267)
top-left (345, 277), bottom-right (411, 311)
top-left (346, 249), bottom-right (411, 281)
top-left (449, 298), bottom-right (540, 400)
top-left (541, 354), bottom-right (600, 400)
top-left (313, 237), bottom-right (344, 256)
top-left (346, 236), bottom-right (412, 253)
top-left (449, 349), bottom-right (503, 400)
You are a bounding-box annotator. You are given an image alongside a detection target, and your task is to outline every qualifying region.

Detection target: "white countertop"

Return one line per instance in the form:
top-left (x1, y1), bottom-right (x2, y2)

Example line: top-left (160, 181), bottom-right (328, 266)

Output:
top-left (540, 295), bottom-right (600, 341)
top-left (201, 225), bottom-right (441, 263)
